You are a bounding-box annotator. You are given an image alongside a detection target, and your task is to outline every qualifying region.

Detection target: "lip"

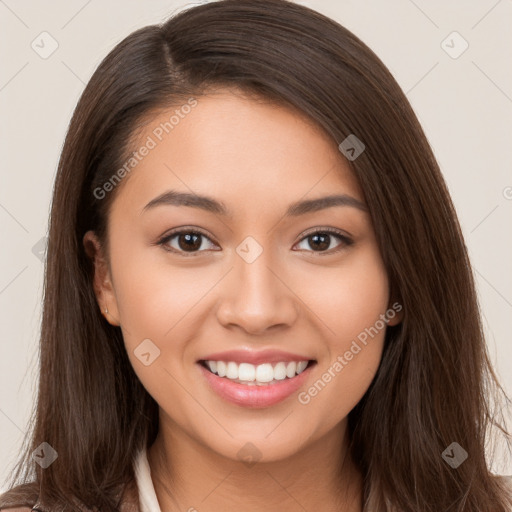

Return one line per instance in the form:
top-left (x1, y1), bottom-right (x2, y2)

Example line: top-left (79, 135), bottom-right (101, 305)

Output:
top-left (198, 349), bottom-right (314, 365)
top-left (197, 360), bottom-right (317, 408)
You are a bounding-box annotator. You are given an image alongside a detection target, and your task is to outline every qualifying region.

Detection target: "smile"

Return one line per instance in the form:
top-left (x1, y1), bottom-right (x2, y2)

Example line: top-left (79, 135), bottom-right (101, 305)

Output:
top-left (197, 359), bottom-right (317, 408)
top-left (201, 359), bottom-right (311, 384)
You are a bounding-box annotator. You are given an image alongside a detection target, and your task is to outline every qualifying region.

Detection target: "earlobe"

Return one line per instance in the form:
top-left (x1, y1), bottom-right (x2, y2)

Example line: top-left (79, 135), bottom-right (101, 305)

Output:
top-left (386, 298), bottom-right (404, 327)
top-left (82, 230), bottom-right (120, 326)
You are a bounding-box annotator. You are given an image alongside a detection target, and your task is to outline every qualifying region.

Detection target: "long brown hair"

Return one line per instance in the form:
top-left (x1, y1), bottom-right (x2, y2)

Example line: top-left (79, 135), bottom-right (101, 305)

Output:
top-left (1, 1), bottom-right (511, 510)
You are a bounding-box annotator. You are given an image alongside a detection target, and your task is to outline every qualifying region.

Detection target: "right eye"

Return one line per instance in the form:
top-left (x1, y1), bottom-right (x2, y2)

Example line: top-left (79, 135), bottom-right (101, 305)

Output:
top-left (157, 228), bottom-right (218, 257)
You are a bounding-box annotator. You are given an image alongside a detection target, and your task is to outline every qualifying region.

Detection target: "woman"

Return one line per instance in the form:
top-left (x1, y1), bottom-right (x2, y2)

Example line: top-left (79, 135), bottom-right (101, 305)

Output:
top-left (1, 0), bottom-right (511, 510)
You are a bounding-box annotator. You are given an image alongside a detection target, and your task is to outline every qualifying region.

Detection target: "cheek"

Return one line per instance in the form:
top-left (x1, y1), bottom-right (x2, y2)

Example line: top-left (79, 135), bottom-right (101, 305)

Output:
top-left (295, 247), bottom-right (389, 414)
top-left (298, 246), bottom-right (390, 348)
top-left (110, 233), bottom-right (208, 336)
top-left (110, 251), bottom-right (201, 398)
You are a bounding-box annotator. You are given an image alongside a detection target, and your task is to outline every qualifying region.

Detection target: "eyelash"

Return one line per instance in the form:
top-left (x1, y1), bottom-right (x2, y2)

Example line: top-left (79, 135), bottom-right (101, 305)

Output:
top-left (156, 226), bottom-right (354, 258)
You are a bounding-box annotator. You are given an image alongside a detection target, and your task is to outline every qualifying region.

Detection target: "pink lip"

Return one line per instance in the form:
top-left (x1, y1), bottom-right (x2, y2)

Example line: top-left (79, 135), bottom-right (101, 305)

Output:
top-left (197, 361), bottom-right (316, 408)
top-left (198, 348), bottom-right (314, 365)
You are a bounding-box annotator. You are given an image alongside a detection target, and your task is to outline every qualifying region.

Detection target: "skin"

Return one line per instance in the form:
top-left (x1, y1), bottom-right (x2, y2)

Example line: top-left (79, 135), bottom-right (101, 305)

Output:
top-left (83, 88), bottom-right (403, 512)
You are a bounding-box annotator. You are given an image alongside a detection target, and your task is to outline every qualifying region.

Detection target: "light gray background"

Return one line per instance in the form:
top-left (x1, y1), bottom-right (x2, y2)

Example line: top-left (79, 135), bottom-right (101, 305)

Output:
top-left (1, 0), bottom-right (511, 489)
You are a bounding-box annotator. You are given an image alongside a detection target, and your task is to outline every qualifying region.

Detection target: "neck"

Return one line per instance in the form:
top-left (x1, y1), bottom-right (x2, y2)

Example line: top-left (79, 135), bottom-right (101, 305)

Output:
top-left (147, 415), bottom-right (363, 512)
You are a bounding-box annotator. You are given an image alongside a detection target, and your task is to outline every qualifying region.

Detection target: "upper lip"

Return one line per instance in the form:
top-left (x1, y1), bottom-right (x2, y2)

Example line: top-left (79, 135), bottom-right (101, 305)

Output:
top-left (198, 349), bottom-right (315, 366)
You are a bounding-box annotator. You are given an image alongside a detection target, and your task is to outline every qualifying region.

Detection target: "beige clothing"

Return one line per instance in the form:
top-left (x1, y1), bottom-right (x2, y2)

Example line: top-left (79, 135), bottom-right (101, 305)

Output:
top-left (133, 447), bottom-right (161, 512)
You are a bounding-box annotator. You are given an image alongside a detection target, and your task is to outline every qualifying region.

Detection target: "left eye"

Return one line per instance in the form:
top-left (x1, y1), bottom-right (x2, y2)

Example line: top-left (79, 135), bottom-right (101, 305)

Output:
top-left (294, 229), bottom-right (353, 254)
top-left (157, 228), bottom-right (353, 256)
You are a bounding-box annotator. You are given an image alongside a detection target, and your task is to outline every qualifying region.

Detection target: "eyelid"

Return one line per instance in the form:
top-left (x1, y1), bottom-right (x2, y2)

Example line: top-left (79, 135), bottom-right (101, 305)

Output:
top-left (297, 226), bottom-right (352, 242)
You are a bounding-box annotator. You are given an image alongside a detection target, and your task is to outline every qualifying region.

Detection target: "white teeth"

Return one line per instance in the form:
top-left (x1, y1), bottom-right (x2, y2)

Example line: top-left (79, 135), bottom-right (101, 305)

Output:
top-left (296, 361), bottom-right (308, 373)
top-left (238, 363), bottom-right (256, 381)
top-left (256, 363), bottom-right (274, 382)
top-left (203, 359), bottom-right (311, 384)
top-left (226, 361), bottom-right (238, 379)
top-left (273, 362), bottom-right (287, 380)
top-left (216, 361), bottom-right (226, 377)
top-left (286, 361), bottom-right (296, 378)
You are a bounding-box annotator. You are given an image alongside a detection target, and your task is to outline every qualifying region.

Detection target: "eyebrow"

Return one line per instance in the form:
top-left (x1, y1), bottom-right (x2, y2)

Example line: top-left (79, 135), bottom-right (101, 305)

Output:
top-left (141, 190), bottom-right (368, 217)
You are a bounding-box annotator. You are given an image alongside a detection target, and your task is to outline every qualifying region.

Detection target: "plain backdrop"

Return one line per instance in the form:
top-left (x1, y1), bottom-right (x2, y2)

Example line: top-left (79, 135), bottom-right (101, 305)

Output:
top-left (1, 0), bottom-right (511, 490)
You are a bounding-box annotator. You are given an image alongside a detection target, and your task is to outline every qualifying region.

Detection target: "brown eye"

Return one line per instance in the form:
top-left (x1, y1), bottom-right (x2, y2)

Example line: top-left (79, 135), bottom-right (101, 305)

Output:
top-left (294, 229), bottom-right (353, 255)
top-left (158, 229), bottom-right (217, 256)
top-left (175, 232), bottom-right (202, 251)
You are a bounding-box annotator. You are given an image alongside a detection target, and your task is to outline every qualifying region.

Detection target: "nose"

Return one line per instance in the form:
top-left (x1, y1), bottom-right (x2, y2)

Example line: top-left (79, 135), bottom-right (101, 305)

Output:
top-left (215, 245), bottom-right (300, 335)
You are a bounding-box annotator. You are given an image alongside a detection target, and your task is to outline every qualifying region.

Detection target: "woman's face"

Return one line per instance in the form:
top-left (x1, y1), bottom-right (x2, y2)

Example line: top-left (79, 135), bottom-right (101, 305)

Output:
top-left (84, 89), bottom-right (402, 463)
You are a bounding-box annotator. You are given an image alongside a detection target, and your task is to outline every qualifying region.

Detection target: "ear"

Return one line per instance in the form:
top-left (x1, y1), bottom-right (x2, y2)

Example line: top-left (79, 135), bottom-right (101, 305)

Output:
top-left (386, 297), bottom-right (404, 327)
top-left (82, 230), bottom-right (120, 326)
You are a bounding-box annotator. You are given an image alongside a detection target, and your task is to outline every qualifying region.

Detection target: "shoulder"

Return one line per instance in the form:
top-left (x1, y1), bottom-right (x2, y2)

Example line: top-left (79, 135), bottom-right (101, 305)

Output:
top-left (0, 482), bottom-right (39, 512)
top-left (495, 474), bottom-right (512, 504)
top-left (497, 474), bottom-right (512, 486)
top-left (0, 477), bottom-right (138, 512)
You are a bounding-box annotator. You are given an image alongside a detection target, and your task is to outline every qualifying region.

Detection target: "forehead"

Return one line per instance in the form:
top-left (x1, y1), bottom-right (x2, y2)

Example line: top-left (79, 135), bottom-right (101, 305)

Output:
top-left (110, 89), bottom-right (364, 220)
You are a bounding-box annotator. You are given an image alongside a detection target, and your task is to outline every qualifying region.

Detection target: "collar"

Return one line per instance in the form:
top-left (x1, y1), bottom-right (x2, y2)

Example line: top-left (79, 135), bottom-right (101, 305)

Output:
top-left (132, 446), bottom-right (162, 512)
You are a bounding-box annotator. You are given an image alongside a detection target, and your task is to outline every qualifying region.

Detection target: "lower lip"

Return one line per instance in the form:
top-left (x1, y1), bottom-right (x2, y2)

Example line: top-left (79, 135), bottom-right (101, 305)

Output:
top-left (197, 361), bottom-right (315, 408)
